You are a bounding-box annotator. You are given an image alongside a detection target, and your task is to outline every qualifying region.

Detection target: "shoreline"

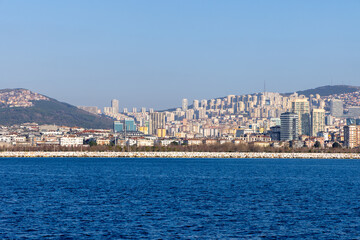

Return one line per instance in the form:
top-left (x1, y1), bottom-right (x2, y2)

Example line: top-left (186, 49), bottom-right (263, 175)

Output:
top-left (0, 151), bottom-right (359, 159)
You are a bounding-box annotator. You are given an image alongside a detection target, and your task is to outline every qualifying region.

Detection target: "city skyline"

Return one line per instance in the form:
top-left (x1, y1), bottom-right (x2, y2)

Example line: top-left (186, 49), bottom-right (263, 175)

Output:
top-left (1, 86), bottom-right (360, 148)
top-left (82, 84), bottom-right (360, 111)
top-left (1, 84), bottom-right (358, 112)
top-left (1, 1), bottom-right (359, 109)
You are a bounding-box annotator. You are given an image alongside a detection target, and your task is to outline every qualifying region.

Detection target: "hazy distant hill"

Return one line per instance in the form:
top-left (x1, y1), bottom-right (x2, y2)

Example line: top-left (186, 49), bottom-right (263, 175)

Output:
top-left (0, 89), bottom-right (113, 129)
top-left (283, 85), bottom-right (360, 97)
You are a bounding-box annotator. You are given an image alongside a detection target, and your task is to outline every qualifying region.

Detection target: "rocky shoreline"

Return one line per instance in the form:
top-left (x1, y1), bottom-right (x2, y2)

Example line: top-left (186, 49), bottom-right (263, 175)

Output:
top-left (0, 151), bottom-right (359, 159)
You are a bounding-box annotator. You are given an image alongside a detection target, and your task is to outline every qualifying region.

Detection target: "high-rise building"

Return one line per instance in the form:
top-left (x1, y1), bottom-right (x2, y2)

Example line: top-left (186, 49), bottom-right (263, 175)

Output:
top-left (292, 98), bottom-right (310, 135)
top-left (185, 109), bottom-right (194, 120)
top-left (319, 100), bottom-right (325, 109)
top-left (138, 126), bottom-right (149, 135)
top-left (216, 99), bottom-right (222, 108)
top-left (124, 118), bottom-right (136, 131)
top-left (113, 121), bottom-right (123, 133)
top-left (197, 107), bottom-right (207, 119)
top-left (111, 99), bottom-right (119, 114)
top-left (280, 112), bottom-right (298, 141)
top-left (344, 125), bottom-right (360, 148)
top-left (259, 94), bottom-right (266, 106)
top-left (325, 115), bottom-right (333, 126)
top-left (227, 95), bottom-right (235, 104)
top-left (157, 128), bottom-right (166, 138)
top-left (311, 109), bottom-right (325, 136)
top-left (201, 99), bottom-right (207, 109)
top-left (166, 112), bottom-right (175, 122)
top-left (182, 99), bottom-right (188, 111)
top-left (193, 100), bottom-right (199, 110)
top-left (330, 99), bottom-right (343, 117)
top-left (252, 95), bottom-right (258, 105)
top-left (113, 119), bottom-right (136, 132)
top-left (238, 102), bottom-right (245, 112)
top-left (209, 99), bottom-right (215, 110)
top-left (149, 112), bottom-right (166, 135)
top-left (104, 107), bottom-right (113, 115)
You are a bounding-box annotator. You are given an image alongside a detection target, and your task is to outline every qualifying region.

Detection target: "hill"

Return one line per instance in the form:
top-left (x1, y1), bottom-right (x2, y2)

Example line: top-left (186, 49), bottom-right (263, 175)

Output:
top-left (0, 89), bottom-right (113, 129)
top-left (283, 85), bottom-right (360, 97)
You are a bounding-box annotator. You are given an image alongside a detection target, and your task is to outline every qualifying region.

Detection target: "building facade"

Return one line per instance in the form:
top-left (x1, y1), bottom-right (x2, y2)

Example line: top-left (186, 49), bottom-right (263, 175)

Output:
top-left (114, 121), bottom-right (123, 133)
top-left (330, 99), bottom-right (343, 117)
top-left (60, 137), bottom-right (84, 147)
top-left (291, 98), bottom-right (310, 136)
top-left (111, 99), bottom-right (119, 114)
top-left (182, 99), bottom-right (188, 111)
top-left (280, 112), bottom-right (299, 141)
top-left (344, 125), bottom-right (360, 148)
top-left (149, 112), bottom-right (166, 136)
top-left (311, 108), bottom-right (325, 136)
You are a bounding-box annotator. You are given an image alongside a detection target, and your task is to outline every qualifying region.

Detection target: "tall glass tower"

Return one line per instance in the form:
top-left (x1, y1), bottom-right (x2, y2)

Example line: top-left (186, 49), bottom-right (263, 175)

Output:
top-left (291, 98), bottom-right (310, 136)
top-left (280, 112), bottom-right (299, 141)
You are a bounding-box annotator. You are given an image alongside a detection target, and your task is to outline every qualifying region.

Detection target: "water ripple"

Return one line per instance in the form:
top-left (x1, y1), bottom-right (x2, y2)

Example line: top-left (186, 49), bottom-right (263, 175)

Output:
top-left (1, 158), bottom-right (360, 239)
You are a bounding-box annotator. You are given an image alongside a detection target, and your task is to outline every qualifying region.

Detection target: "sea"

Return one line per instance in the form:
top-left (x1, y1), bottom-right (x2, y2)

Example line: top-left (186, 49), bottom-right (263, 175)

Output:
top-left (1, 158), bottom-right (360, 239)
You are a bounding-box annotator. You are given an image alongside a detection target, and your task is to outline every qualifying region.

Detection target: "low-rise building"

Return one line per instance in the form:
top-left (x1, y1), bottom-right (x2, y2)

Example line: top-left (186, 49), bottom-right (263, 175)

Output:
top-left (96, 138), bottom-right (111, 146)
top-left (137, 139), bottom-right (154, 147)
top-left (60, 136), bottom-right (84, 147)
top-left (185, 139), bottom-right (203, 145)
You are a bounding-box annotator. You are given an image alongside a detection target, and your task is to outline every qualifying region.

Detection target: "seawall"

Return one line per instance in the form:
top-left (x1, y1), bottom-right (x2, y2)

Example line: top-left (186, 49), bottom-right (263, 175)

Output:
top-left (0, 151), bottom-right (359, 159)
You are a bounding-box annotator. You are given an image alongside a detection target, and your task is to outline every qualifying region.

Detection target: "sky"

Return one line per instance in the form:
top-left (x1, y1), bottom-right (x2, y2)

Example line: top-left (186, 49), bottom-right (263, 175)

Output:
top-left (0, 1), bottom-right (359, 110)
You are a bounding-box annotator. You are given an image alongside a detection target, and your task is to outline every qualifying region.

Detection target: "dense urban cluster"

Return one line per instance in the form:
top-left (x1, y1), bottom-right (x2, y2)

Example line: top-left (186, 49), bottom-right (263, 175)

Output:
top-left (0, 89), bottom-right (49, 108)
top-left (1, 90), bottom-right (360, 151)
top-left (95, 91), bottom-right (360, 150)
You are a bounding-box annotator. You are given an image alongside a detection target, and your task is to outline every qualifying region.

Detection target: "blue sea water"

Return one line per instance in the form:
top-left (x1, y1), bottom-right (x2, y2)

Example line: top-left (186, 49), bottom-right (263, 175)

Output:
top-left (1, 158), bottom-right (360, 239)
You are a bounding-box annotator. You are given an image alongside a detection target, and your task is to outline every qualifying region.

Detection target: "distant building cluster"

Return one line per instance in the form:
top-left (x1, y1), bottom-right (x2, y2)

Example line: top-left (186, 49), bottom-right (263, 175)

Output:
top-left (69, 90), bottom-right (360, 149)
top-left (0, 124), bottom-right (100, 147)
top-left (0, 89), bottom-right (49, 108)
top-left (2, 89), bottom-right (360, 149)
top-left (77, 106), bottom-right (101, 115)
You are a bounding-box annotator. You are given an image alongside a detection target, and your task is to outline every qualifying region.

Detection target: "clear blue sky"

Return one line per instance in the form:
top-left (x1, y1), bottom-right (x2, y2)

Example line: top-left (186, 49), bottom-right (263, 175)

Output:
top-left (0, 1), bottom-right (359, 110)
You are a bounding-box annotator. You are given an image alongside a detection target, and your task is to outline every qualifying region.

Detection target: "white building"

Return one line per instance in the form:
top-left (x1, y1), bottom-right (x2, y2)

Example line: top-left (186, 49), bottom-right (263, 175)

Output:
top-left (0, 136), bottom-right (12, 143)
top-left (182, 98), bottom-right (188, 111)
top-left (60, 137), bottom-right (84, 147)
top-left (137, 139), bottom-right (154, 147)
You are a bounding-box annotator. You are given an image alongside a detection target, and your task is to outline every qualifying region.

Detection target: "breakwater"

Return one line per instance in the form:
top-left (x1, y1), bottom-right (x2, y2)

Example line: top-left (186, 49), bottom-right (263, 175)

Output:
top-left (0, 151), bottom-right (359, 159)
